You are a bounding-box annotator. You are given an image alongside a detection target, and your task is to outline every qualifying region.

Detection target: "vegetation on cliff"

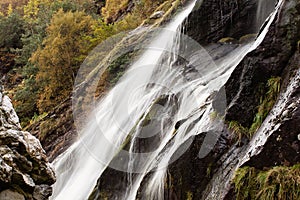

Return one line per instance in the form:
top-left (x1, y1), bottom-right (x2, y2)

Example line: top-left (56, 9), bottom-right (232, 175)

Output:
top-left (227, 76), bottom-right (281, 145)
top-left (233, 164), bottom-right (300, 200)
top-left (0, 0), bottom-right (176, 128)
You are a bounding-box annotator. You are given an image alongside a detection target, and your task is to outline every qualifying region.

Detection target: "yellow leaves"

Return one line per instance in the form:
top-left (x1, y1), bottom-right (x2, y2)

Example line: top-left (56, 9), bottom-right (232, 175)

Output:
top-left (31, 9), bottom-right (96, 113)
top-left (102, 0), bottom-right (130, 23)
top-left (7, 4), bottom-right (13, 15)
top-left (23, 0), bottom-right (40, 22)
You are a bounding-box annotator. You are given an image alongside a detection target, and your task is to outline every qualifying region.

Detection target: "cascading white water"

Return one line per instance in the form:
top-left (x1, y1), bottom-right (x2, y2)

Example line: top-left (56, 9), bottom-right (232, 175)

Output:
top-left (51, 0), bottom-right (280, 199)
top-left (195, 1), bottom-right (286, 199)
top-left (256, 0), bottom-right (277, 30)
top-left (51, 1), bottom-right (198, 199)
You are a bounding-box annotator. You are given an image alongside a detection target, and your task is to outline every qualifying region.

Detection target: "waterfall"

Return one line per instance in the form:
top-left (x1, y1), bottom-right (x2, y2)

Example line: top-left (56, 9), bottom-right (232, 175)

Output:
top-left (199, 1), bottom-right (286, 199)
top-left (256, 0), bottom-right (277, 30)
top-left (50, 0), bottom-right (280, 199)
top-left (51, 1), bottom-right (198, 199)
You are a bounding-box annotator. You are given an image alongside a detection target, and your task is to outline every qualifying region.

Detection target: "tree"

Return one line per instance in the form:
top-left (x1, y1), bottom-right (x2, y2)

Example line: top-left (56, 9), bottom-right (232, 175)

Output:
top-left (0, 12), bottom-right (24, 76)
top-left (0, 12), bottom-right (24, 50)
top-left (14, 67), bottom-right (39, 126)
top-left (31, 9), bottom-right (95, 112)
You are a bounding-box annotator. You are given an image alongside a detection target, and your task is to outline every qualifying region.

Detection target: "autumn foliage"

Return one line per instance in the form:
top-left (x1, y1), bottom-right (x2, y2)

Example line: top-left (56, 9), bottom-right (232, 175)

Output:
top-left (0, 0), bottom-right (173, 126)
top-left (31, 10), bottom-right (95, 112)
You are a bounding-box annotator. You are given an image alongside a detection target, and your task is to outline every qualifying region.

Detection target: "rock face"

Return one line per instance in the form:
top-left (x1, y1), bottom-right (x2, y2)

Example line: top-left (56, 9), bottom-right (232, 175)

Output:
top-left (180, 0), bottom-right (300, 199)
top-left (25, 98), bottom-right (76, 162)
top-left (185, 0), bottom-right (258, 44)
top-left (87, 0), bottom-right (300, 199)
top-left (0, 88), bottom-right (55, 200)
top-left (158, 0), bottom-right (300, 199)
top-left (242, 54), bottom-right (300, 169)
top-left (224, 0), bottom-right (300, 127)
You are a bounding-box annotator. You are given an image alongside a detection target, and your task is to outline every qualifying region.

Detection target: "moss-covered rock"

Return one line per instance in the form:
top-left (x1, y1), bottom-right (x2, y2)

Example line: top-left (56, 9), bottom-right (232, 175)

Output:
top-left (233, 164), bottom-right (300, 200)
top-left (218, 37), bottom-right (237, 44)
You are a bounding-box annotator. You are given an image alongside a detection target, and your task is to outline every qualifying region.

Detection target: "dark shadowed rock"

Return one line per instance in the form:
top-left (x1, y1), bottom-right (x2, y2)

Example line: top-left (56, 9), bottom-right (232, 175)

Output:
top-left (185, 0), bottom-right (258, 44)
top-left (224, 0), bottom-right (300, 127)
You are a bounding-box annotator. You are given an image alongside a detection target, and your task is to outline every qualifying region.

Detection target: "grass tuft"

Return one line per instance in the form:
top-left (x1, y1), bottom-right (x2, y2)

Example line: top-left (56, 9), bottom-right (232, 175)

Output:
top-left (233, 164), bottom-right (300, 200)
top-left (249, 77), bottom-right (281, 135)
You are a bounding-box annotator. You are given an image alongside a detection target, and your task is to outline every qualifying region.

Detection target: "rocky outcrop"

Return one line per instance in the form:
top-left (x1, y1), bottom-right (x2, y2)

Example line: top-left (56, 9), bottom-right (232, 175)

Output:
top-left (203, 51), bottom-right (300, 200)
top-left (243, 53), bottom-right (300, 169)
top-left (25, 98), bottom-right (76, 162)
top-left (224, 0), bottom-right (300, 127)
top-left (0, 87), bottom-right (55, 200)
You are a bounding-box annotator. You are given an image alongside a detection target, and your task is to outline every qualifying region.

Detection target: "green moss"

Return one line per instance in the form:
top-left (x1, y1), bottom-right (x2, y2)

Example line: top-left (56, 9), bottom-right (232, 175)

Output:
top-left (228, 121), bottom-right (249, 144)
top-left (239, 34), bottom-right (257, 44)
top-left (206, 162), bottom-right (213, 178)
top-left (233, 166), bottom-right (257, 199)
top-left (107, 51), bottom-right (133, 85)
top-left (186, 191), bottom-right (193, 200)
top-left (233, 164), bottom-right (300, 200)
top-left (210, 110), bottom-right (225, 121)
top-left (209, 111), bottom-right (218, 121)
top-left (29, 112), bottom-right (48, 125)
top-left (88, 188), bottom-right (109, 200)
top-left (249, 77), bottom-right (281, 135)
top-left (229, 77), bottom-right (281, 142)
top-left (218, 37), bottom-right (236, 44)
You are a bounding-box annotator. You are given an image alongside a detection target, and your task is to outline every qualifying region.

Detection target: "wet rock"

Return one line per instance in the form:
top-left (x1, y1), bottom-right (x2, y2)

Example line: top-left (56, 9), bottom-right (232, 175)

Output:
top-left (159, 115), bottom-right (230, 200)
top-left (244, 81), bottom-right (300, 168)
top-left (224, 0), bottom-right (300, 127)
top-left (150, 11), bottom-right (165, 19)
top-left (202, 1), bottom-right (300, 198)
top-left (0, 90), bottom-right (55, 199)
top-left (33, 185), bottom-right (53, 200)
top-left (89, 93), bottom-right (179, 199)
top-left (174, 0), bottom-right (300, 199)
top-left (185, 0), bottom-right (258, 44)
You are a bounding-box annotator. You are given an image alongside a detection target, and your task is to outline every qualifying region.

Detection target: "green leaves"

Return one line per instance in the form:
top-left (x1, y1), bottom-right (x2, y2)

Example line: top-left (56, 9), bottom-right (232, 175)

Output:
top-left (0, 12), bottom-right (24, 50)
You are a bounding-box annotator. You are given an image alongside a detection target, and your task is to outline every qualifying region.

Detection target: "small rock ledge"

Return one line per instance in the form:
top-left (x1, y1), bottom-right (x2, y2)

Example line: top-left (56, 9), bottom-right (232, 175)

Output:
top-left (0, 88), bottom-right (55, 200)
